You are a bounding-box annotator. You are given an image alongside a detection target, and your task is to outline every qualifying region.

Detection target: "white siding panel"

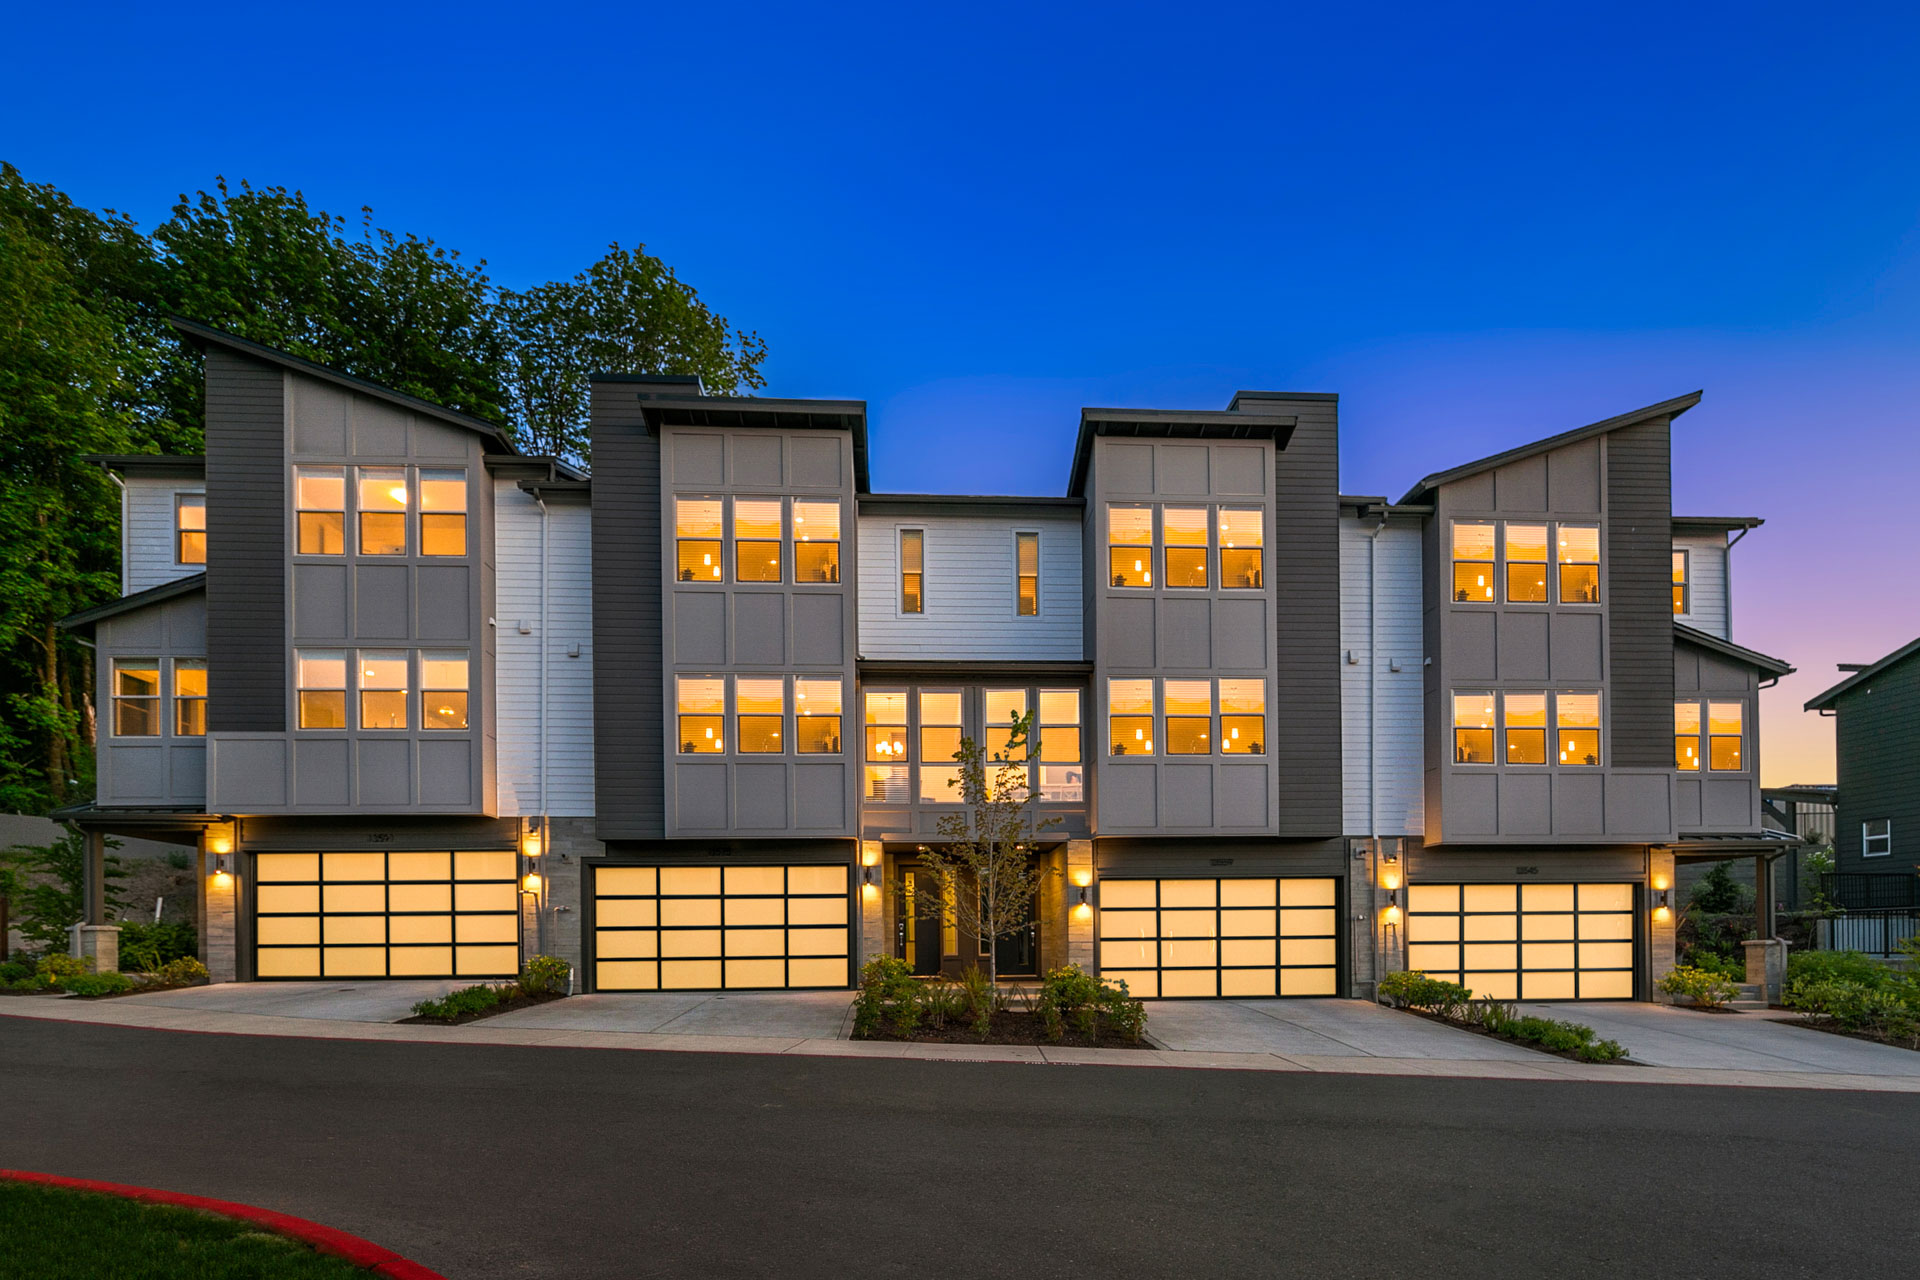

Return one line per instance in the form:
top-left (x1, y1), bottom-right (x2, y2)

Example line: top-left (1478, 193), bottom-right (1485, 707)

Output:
top-left (856, 513), bottom-right (1082, 660)
top-left (124, 478), bottom-right (204, 593)
top-left (1339, 517), bottom-right (1424, 836)
top-left (1673, 535), bottom-right (1728, 638)
top-left (494, 480), bottom-right (595, 816)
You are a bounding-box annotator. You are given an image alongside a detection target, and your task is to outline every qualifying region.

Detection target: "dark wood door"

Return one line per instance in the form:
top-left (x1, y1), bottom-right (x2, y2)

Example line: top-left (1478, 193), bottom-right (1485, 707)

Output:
top-left (898, 868), bottom-right (944, 975)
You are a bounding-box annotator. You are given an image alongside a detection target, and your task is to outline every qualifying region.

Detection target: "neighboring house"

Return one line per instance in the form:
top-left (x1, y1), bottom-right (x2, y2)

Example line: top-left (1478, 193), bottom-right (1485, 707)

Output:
top-left (55, 321), bottom-right (1794, 1000)
top-left (1806, 641), bottom-right (1920, 881)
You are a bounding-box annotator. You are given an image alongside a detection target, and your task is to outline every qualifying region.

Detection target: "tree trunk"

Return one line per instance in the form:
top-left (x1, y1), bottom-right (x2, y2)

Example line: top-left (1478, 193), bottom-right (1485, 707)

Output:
top-left (43, 623), bottom-right (67, 803)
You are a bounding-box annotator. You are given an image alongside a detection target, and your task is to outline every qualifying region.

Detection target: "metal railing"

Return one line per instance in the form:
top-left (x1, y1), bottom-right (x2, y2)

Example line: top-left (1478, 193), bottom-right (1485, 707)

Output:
top-left (1815, 909), bottom-right (1920, 957)
top-left (1820, 873), bottom-right (1920, 911)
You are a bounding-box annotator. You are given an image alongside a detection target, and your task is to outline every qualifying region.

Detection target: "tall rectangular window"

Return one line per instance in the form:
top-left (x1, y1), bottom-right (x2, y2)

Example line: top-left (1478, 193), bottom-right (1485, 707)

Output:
top-left (1163, 508), bottom-right (1209, 589)
top-left (358, 650), bottom-right (409, 729)
top-left (675, 499), bottom-right (723, 582)
top-left (1219, 679), bottom-right (1265, 754)
top-left (793, 501), bottom-right (840, 583)
top-left (1708, 701), bottom-right (1743, 771)
top-left (358, 468), bottom-right (408, 556)
top-left (1863, 819), bottom-right (1892, 858)
top-left (1164, 680), bottom-right (1213, 754)
top-left (984, 689), bottom-right (1028, 761)
top-left (296, 650), bottom-right (347, 729)
top-left (1675, 702), bottom-right (1701, 771)
top-left (1108, 679), bottom-right (1154, 756)
top-left (899, 529), bottom-right (925, 613)
top-left (1505, 524), bottom-right (1548, 603)
top-left (1672, 550), bottom-right (1689, 615)
top-left (1503, 692), bottom-right (1547, 764)
top-left (919, 690), bottom-right (964, 801)
top-left (173, 659), bottom-right (207, 736)
top-left (1453, 692), bottom-right (1495, 764)
top-left (112, 660), bottom-right (160, 737)
top-left (1452, 523), bottom-right (1495, 602)
top-left (864, 690), bottom-right (908, 801)
top-left (1108, 505), bottom-right (1153, 588)
top-left (734, 500), bottom-right (782, 582)
top-left (295, 467), bottom-right (345, 556)
top-left (1556, 692), bottom-right (1601, 766)
top-left (421, 653), bottom-right (469, 730)
top-left (1037, 689), bottom-right (1083, 801)
top-left (1219, 508), bottom-right (1264, 589)
top-left (1557, 526), bottom-right (1600, 604)
top-left (1015, 532), bottom-right (1039, 615)
top-left (795, 678), bottom-right (842, 753)
top-left (736, 677), bottom-right (785, 753)
top-left (175, 493), bottom-right (206, 565)
top-left (419, 469), bottom-right (467, 557)
top-left (677, 677), bottom-right (725, 754)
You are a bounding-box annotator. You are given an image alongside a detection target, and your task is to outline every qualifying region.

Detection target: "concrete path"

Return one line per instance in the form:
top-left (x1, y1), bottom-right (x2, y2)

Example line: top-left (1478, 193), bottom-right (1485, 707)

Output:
top-left (487, 989), bottom-right (857, 1039)
top-left (1517, 1000), bottom-right (1920, 1076)
top-left (107, 977), bottom-right (470, 1022)
top-left (1144, 996), bottom-right (1542, 1059)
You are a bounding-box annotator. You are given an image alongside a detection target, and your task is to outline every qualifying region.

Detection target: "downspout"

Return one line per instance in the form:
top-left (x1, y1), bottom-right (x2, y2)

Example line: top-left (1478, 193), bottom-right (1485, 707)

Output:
top-left (1724, 525), bottom-right (1752, 635)
top-left (1366, 508), bottom-right (1389, 988)
top-left (105, 471), bottom-right (127, 594)
top-left (536, 490), bottom-right (551, 958)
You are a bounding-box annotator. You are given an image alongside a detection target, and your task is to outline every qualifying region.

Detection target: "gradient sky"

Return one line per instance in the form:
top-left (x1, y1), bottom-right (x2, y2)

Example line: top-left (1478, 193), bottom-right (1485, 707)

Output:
top-left (7, 2), bottom-right (1918, 786)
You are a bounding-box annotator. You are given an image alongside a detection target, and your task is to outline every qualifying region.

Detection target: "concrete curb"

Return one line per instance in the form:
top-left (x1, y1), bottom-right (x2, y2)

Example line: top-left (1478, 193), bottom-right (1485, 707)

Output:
top-left (0, 1168), bottom-right (447, 1279)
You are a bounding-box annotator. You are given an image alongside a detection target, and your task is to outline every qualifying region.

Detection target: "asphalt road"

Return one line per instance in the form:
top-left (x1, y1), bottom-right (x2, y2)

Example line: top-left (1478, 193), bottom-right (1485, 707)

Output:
top-left (3, 1016), bottom-right (1916, 1279)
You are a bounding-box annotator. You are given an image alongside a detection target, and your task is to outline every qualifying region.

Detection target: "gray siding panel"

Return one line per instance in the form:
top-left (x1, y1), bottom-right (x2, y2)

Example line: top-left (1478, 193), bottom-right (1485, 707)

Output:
top-left (1605, 421), bottom-right (1674, 767)
top-left (590, 386), bottom-right (665, 838)
top-left (204, 350), bottom-right (286, 732)
top-left (1272, 401), bottom-right (1343, 836)
top-left (1833, 652), bottom-right (1920, 875)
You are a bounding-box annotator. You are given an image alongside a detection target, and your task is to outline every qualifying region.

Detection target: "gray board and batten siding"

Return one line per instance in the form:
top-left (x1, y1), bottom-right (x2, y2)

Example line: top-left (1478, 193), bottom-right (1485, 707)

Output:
top-left (70, 583), bottom-right (210, 809)
top-left (1673, 629), bottom-right (1774, 834)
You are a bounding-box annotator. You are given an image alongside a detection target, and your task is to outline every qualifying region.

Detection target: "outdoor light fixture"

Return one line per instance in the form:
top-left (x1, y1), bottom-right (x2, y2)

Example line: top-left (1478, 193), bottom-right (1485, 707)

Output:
top-left (210, 851), bottom-right (233, 886)
top-left (208, 833), bottom-right (232, 856)
top-left (861, 863), bottom-right (880, 889)
top-left (1652, 886), bottom-right (1672, 920)
top-left (523, 871), bottom-right (543, 893)
top-left (1384, 887), bottom-right (1401, 922)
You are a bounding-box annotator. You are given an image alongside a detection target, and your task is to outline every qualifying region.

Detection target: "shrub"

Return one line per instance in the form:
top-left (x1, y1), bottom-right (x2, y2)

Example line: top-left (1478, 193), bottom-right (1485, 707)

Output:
top-left (62, 970), bottom-right (135, 997)
top-left (1659, 965), bottom-right (1742, 1009)
top-left (152, 956), bottom-right (209, 988)
top-left (851, 956), bottom-right (921, 1039)
top-left (1788, 950), bottom-right (1894, 991)
top-left (411, 983), bottom-right (509, 1023)
top-left (519, 954), bottom-right (571, 996)
top-left (957, 966), bottom-right (996, 1039)
top-left (1378, 971), bottom-right (1473, 1018)
top-left (0, 958), bottom-right (33, 986)
top-left (165, 850), bottom-right (193, 870)
top-left (37, 953), bottom-right (89, 983)
top-left (117, 920), bottom-right (198, 973)
top-left (1786, 977), bottom-right (1919, 1041)
top-left (1037, 964), bottom-right (1147, 1044)
top-left (1685, 950), bottom-right (1746, 982)
top-left (1689, 862), bottom-right (1750, 914)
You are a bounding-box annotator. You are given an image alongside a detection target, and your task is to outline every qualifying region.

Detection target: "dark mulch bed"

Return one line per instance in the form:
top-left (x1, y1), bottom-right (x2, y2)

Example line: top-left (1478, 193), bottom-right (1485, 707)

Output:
top-left (1401, 1007), bottom-right (1633, 1065)
top-left (1785, 1018), bottom-right (1920, 1053)
top-left (1670, 1002), bottom-right (1743, 1015)
top-left (856, 1009), bottom-right (1151, 1050)
top-left (398, 988), bottom-right (567, 1027)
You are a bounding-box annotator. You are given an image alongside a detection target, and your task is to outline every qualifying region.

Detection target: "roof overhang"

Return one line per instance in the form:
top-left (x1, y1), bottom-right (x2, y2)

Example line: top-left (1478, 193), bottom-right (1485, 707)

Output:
top-left (857, 493), bottom-right (1085, 520)
top-left (85, 454), bottom-right (206, 480)
top-left (1067, 408), bottom-right (1297, 497)
top-left (856, 659), bottom-right (1093, 681)
top-left (1672, 515), bottom-right (1764, 536)
top-left (1805, 636), bottom-right (1920, 711)
top-left (58, 574), bottom-right (205, 636)
top-left (1674, 623), bottom-right (1794, 678)
top-left (632, 394), bottom-right (871, 493)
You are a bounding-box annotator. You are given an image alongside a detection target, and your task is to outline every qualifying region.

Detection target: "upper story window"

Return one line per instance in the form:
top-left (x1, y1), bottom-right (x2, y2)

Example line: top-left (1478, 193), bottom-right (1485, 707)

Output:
top-left (676, 499), bottom-right (723, 582)
top-left (1218, 508), bottom-right (1264, 589)
top-left (173, 659), bottom-right (207, 736)
top-left (1108, 505), bottom-right (1153, 588)
top-left (1015, 532), bottom-right (1039, 616)
top-left (1672, 550), bottom-right (1689, 615)
top-left (1452, 692), bottom-right (1496, 763)
top-left (1557, 527), bottom-right (1600, 604)
top-left (736, 678), bottom-right (785, 753)
top-left (1163, 680), bottom-right (1212, 754)
top-left (1452, 524), bottom-right (1496, 603)
top-left (1038, 688), bottom-right (1083, 801)
top-left (1674, 702), bottom-right (1701, 771)
top-left (1451, 520), bottom-right (1601, 605)
top-left (677, 677), bottom-right (725, 753)
top-left (795, 678), bottom-right (842, 753)
top-left (899, 529), bottom-right (925, 613)
top-left (1220, 680), bottom-right (1266, 754)
top-left (918, 690), bottom-right (964, 801)
top-left (734, 500), bottom-right (782, 582)
top-left (864, 690), bottom-right (908, 801)
top-left (794, 501), bottom-right (840, 584)
top-left (1163, 508), bottom-right (1209, 589)
top-left (358, 650), bottom-right (410, 728)
top-left (1503, 692), bottom-right (1547, 764)
top-left (358, 469), bottom-right (409, 556)
top-left (1105, 677), bottom-right (1268, 757)
top-left (296, 650), bottom-right (348, 729)
top-left (1108, 504), bottom-right (1264, 591)
top-left (419, 470), bottom-right (467, 557)
top-left (1505, 525), bottom-right (1548, 604)
top-left (422, 653), bottom-right (469, 730)
top-left (1108, 679), bottom-right (1155, 756)
top-left (1863, 818), bottom-right (1892, 858)
top-left (1453, 690), bottom-right (1601, 766)
top-left (1676, 699), bottom-right (1743, 772)
top-left (984, 690), bottom-right (1028, 760)
top-left (1556, 692), bottom-right (1601, 765)
top-left (175, 494), bottom-right (206, 565)
top-left (296, 467), bottom-right (346, 556)
top-left (112, 660), bottom-right (161, 737)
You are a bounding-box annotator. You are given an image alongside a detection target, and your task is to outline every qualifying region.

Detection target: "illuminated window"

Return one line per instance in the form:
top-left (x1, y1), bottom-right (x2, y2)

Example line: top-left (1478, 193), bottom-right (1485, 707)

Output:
top-left (1164, 680), bottom-right (1212, 754)
top-left (734, 499), bottom-right (782, 582)
top-left (736, 678), bottom-right (785, 753)
top-left (1556, 692), bottom-right (1601, 766)
top-left (1675, 702), bottom-right (1701, 771)
top-left (1037, 689), bottom-right (1083, 801)
top-left (1108, 505), bottom-right (1153, 588)
top-left (112, 660), bottom-right (160, 737)
top-left (1108, 679), bottom-right (1154, 756)
top-left (1015, 532), bottom-right (1039, 615)
top-left (419, 469), bottom-right (467, 557)
top-left (1219, 508), bottom-right (1264, 589)
top-left (295, 467), bottom-right (345, 556)
top-left (296, 650), bottom-right (347, 729)
top-left (675, 498), bottom-right (723, 582)
top-left (1708, 701), bottom-right (1743, 771)
top-left (1220, 679), bottom-right (1265, 754)
top-left (358, 468), bottom-right (408, 556)
top-left (1163, 507), bottom-right (1209, 589)
top-left (899, 529), bottom-right (924, 613)
top-left (1672, 550), bottom-right (1689, 615)
top-left (1505, 524), bottom-right (1548, 603)
top-left (1504, 692), bottom-right (1547, 764)
top-left (919, 690), bottom-right (964, 801)
top-left (864, 690), bottom-right (908, 801)
top-left (795, 678), bottom-right (842, 753)
top-left (421, 653), bottom-right (469, 730)
top-left (1453, 691), bottom-right (1495, 764)
top-left (794, 501), bottom-right (840, 583)
top-left (1452, 523), bottom-right (1495, 602)
top-left (984, 689), bottom-right (1029, 761)
top-left (173, 659), bottom-right (207, 736)
top-left (677, 677), bottom-right (725, 754)
top-left (359, 650), bottom-right (409, 729)
top-left (175, 493), bottom-right (206, 565)
top-left (1863, 818), bottom-right (1892, 858)
top-left (1557, 526), bottom-right (1600, 604)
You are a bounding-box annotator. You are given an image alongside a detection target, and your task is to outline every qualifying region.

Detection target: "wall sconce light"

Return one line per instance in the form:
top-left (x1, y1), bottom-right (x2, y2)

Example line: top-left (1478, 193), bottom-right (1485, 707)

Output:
top-left (523, 871), bottom-right (543, 893)
top-left (1073, 883), bottom-right (1091, 909)
top-left (210, 851), bottom-right (233, 886)
top-left (1384, 887), bottom-right (1401, 922)
top-left (208, 833), bottom-right (232, 856)
top-left (522, 818), bottom-right (543, 860)
top-left (861, 864), bottom-right (880, 889)
top-left (1652, 886), bottom-right (1671, 921)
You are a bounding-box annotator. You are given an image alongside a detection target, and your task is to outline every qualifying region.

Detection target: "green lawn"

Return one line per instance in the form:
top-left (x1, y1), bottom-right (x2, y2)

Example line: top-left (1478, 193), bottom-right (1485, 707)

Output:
top-left (0, 1181), bottom-right (375, 1278)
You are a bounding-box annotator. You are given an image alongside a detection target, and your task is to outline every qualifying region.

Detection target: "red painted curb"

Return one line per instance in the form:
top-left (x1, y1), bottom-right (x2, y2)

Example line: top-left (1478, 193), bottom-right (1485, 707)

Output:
top-left (0, 1169), bottom-right (448, 1279)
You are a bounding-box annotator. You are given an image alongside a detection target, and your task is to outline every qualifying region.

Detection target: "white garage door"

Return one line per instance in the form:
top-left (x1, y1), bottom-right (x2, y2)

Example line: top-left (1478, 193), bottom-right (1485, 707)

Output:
top-left (1097, 877), bottom-right (1339, 998)
top-left (593, 863), bottom-right (852, 991)
top-left (1406, 882), bottom-right (1636, 1000)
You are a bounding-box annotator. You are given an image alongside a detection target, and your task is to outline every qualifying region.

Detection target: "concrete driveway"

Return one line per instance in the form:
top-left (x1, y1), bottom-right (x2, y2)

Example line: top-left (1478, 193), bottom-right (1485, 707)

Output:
top-left (115, 978), bottom-right (471, 1022)
top-left (487, 990), bottom-right (856, 1039)
top-left (1518, 1001), bottom-right (1920, 1075)
top-left (1144, 997), bottom-right (1541, 1060)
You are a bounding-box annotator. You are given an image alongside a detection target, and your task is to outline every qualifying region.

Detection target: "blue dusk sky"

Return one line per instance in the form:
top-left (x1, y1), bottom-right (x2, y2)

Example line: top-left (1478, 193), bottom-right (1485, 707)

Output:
top-left (6, 2), bottom-right (1919, 784)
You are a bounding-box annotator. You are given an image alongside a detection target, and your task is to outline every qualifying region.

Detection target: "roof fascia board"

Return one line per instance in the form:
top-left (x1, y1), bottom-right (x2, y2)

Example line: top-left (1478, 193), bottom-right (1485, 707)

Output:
top-left (1804, 636), bottom-right (1920, 710)
top-left (58, 574), bottom-right (206, 634)
top-left (1673, 622), bottom-right (1794, 677)
top-left (85, 454), bottom-right (207, 480)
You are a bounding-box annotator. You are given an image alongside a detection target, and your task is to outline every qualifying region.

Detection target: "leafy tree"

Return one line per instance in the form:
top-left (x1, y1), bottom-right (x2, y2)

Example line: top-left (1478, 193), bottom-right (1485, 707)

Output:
top-left (908, 711), bottom-right (1058, 991)
top-left (0, 831), bottom-right (125, 951)
top-left (1689, 860), bottom-right (1750, 914)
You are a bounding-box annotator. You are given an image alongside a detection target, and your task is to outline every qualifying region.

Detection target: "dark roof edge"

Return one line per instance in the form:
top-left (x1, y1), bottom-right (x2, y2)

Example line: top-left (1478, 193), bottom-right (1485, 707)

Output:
top-left (1674, 622), bottom-right (1794, 677)
top-left (1228, 390), bottom-right (1339, 406)
top-left (485, 455), bottom-right (589, 483)
top-left (858, 493), bottom-right (1086, 517)
top-left (856, 659), bottom-right (1094, 678)
top-left (85, 454), bottom-right (207, 479)
top-left (1339, 493), bottom-right (1433, 517)
top-left (1804, 636), bottom-right (1920, 711)
top-left (1672, 515), bottom-right (1765, 533)
top-left (58, 574), bottom-right (206, 633)
top-left (1397, 390), bottom-right (1704, 504)
top-left (169, 317), bottom-right (519, 454)
top-left (517, 478), bottom-right (591, 502)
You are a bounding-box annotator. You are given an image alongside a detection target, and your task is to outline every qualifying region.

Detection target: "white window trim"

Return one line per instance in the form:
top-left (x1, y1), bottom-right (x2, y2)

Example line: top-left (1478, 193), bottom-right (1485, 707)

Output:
top-left (897, 526), bottom-right (927, 618)
top-left (173, 490), bottom-right (207, 569)
top-left (1672, 547), bottom-right (1691, 618)
top-left (1863, 819), bottom-right (1892, 858)
top-left (1012, 529), bottom-right (1041, 619)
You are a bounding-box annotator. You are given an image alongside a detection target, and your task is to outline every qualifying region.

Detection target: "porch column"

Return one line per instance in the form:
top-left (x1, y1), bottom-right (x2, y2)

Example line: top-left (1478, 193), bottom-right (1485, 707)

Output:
top-left (1648, 848), bottom-right (1678, 998)
top-left (858, 841), bottom-right (885, 971)
top-left (201, 822), bottom-right (238, 984)
top-left (1066, 840), bottom-right (1094, 971)
top-left (68, 829), bottom-right (120, 971)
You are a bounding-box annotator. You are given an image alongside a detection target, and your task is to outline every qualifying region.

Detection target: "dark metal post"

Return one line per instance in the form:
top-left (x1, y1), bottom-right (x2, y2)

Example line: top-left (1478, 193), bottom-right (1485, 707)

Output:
top-left (83, 828), bottom-right (106, 925)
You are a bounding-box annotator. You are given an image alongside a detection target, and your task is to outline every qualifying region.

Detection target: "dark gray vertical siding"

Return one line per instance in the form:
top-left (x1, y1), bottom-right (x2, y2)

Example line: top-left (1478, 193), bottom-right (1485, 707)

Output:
top-left (1271, 399), bottom-right (1343, 836)
top-left (1834, 655), bottom-right (1920, 874)
top-left (1604, 420), bottom-right (1673, 768)
top-left (590, 384), bottom-right (665, 838)
top-left (1420, 510), bottom-right (1444, 840)
top-left (204, 349), bottom-right (286, 732)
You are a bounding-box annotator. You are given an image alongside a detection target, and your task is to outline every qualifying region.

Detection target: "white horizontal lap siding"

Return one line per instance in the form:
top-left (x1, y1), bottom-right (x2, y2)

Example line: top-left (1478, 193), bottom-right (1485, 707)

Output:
top-left (1673, 536), bottom-right (1728, 638)
top-left (124, 478), bottom-right (202, 593)
top-left (855, 513), bottom-right (1083, 660)
top-left (494, 480), bottom-right (595, 816)
top-left (1339, 517), bottom-right (1424, 836)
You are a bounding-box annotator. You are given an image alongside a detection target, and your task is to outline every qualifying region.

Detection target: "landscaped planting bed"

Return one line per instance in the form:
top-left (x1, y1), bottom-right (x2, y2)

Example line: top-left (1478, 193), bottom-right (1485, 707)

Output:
top-left (1377, 971), bottom-right (1628, 1063)
top-left (400, 954), bottom-right (572, 1025)
top-left (852, 958), bottom-right (1151, 1049)
top-left (1781, 946), bottom-right (1920, 1052)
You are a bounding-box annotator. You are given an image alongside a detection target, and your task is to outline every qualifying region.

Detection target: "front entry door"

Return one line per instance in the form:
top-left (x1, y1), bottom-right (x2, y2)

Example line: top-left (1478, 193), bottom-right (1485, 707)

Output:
top-left (899, 868), bottom-right (945, 975)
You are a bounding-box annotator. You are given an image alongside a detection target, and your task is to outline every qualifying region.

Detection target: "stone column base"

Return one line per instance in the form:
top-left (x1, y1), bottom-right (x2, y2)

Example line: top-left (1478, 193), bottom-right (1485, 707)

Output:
top-left (69, 923), bottom-right (121, 973)
top-left (1743, 937), bottom-right (1787, 1002)
top-left (1066, 840), bottom-right (1094, 971)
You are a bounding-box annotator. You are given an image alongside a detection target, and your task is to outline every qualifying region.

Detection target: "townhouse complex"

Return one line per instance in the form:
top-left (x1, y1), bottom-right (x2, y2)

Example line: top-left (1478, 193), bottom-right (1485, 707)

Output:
top-left (57, 320), bottom-right (1797, 1001)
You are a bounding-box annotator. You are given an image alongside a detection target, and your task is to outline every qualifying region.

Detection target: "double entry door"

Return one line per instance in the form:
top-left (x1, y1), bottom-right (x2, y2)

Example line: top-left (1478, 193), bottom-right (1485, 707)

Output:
top-left (897, 862), bottom-right (1037, 978)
